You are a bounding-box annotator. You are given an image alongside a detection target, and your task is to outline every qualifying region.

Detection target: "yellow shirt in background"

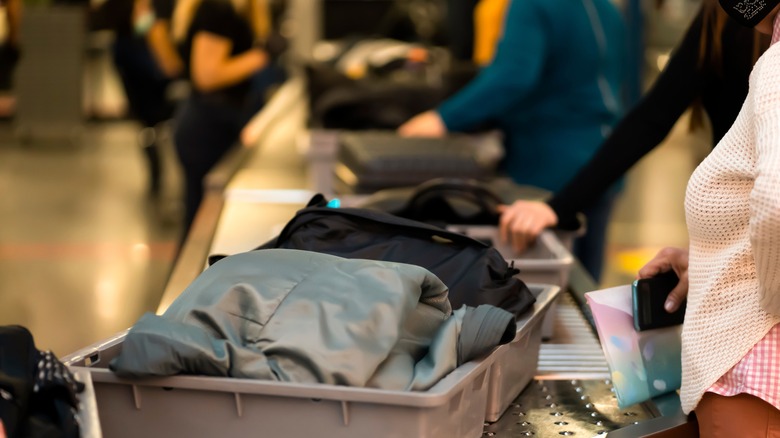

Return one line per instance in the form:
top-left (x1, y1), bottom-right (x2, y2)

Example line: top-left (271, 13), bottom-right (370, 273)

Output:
top-left (472, 0), bottom-right (510, 66)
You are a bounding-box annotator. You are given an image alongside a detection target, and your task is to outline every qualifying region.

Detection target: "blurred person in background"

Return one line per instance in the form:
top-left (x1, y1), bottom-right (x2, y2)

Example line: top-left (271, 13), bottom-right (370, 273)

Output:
top-left (0, 0), bottom-right (20, 118)
top-left (89, 0), bottom-right (183, 198)
top-left (171, 0), bottom-right (271, 238)
top-left (444, 0), bottom-right (478, 62)
top-left (497, 0), bottom-right (770, 282)
top-left (398, 0), bottom-right (626, 282)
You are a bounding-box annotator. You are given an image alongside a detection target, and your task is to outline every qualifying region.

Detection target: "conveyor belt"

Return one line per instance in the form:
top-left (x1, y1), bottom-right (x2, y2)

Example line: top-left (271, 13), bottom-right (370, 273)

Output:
top-left (484, 379), bottom-right (655, 437)
top-left (483, 293), bottom-right (661, 436)
top-left (537, 293), bottom-right (610, 380)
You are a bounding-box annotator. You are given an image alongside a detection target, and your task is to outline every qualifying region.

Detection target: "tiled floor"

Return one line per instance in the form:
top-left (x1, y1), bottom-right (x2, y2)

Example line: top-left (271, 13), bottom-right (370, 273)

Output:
top-left (0, 121), bottom-right (182, 356)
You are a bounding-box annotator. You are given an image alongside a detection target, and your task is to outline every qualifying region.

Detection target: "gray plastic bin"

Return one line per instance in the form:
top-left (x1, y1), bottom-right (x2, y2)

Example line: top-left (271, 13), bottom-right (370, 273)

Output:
top-left (445, 227), bottom-right (573, 288)
top-left (64, 333), bottom-right (495, 438)
top-left (446, 227), bottom-right (573, 339)
top-left (301, 129), bottom-right (504, 196)
top-left (484, 283), bottom-right (561, 422)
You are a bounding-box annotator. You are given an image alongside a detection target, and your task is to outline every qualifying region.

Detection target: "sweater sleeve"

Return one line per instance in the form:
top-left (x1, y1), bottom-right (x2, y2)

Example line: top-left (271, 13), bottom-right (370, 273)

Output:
top-left (752, 101), bottom-right (780, 316)
top-left (547, 9), bottom-right (708, 227)
top-left (437, 0), bottom-right (547, 131)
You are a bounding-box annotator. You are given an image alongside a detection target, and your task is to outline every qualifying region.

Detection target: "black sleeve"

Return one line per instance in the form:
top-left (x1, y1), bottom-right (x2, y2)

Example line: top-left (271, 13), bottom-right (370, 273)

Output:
top-left (152, 0), bottom-right (175, 20)
top-left (190, 0), bottom-right (235, 39)
top-left (87, 0), bottom-right (132, 32)
top-left (547, 8), bottom-right (708, 228)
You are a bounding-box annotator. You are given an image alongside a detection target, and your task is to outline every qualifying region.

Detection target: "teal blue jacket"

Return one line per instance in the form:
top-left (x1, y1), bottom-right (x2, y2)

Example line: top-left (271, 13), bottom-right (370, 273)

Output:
top-left (439, 0), bottom-right (626, 192)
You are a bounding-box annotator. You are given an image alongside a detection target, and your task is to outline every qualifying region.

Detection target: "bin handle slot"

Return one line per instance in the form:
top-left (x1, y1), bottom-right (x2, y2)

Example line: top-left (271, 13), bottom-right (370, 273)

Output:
top-left (341, 401), bottom-right (350, 426)
top-left (448, 390), bottom-right (463, 413)
top-left (473, 369), bottom-right (487, 391)
top-left (85, 352), bottom-right (100, 367)
top-left (234, 393), bottom-right (243, 417)
top-left (132, 385), bottom-right (142, 410)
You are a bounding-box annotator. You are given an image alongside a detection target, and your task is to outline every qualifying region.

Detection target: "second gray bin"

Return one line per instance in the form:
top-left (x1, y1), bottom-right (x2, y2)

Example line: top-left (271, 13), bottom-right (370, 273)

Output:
top-left (446, 227), bottom-right (574, 287)
top-left (485, 283), bottom-right (561, 422)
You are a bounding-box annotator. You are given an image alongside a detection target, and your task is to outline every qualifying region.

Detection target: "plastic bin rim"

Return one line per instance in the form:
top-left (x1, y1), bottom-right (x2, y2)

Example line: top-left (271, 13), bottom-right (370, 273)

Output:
top-left (514, 284), bottom-right (561, 341)
top-left (509, 231), bottom-right (574, 267)
top-left (65, 334), bottom-right (494, 409)
top-left (443, 226), bottom-right (574, 267)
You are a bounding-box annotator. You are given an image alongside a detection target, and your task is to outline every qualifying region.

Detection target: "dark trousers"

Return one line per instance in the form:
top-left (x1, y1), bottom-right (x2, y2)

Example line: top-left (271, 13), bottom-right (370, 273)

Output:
top-left (112, 36), bottom-right (173, 127)
top-left (173, 96), bottom-right (245, 236)
top-left (0, 44), bottom-right (20, 91)
top-left (113, 36), bottom-right (174, 194)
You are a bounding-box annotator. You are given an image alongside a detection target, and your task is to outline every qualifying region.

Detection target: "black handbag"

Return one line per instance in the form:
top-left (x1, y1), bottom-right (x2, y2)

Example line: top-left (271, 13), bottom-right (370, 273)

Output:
top-left (211, 194), bottom-right (535, 317)
top-left (0, 326), bottom-right (84, 438)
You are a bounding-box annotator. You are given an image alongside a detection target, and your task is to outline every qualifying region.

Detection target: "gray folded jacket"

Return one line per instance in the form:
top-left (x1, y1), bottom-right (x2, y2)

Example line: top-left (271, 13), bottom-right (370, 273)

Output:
top-left (111, 249), bottom-right (515, 391)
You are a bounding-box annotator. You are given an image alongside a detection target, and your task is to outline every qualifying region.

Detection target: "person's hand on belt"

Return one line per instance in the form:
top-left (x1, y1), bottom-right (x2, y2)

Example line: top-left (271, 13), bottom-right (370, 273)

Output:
top-left (398, 110), bottom-right (447, 138)
top-left (498, 200), bottom-right (558, 254)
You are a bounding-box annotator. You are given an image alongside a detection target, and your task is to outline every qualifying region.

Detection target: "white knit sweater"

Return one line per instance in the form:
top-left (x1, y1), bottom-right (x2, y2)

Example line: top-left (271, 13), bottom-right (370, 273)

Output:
top-left (681, 42), bottom-right (780, 413)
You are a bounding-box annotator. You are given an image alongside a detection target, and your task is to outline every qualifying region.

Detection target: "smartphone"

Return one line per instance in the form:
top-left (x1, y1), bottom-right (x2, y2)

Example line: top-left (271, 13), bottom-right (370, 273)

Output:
top-left (632, 270), bottom-right (686, 331)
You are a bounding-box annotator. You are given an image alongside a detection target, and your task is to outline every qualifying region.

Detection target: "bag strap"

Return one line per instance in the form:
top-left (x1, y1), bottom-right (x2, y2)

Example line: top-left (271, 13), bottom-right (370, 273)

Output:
top-left (404, 178), bottom-right (503, 223)
top-left (274, 202), bottom-right (491, 250)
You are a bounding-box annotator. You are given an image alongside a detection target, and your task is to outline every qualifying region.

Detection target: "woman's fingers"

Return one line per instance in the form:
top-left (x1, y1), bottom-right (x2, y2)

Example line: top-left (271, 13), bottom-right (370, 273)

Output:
top-left (637, 247), bottom-right (690, 313)
top-left (498, 201), bottom-right (557, 254)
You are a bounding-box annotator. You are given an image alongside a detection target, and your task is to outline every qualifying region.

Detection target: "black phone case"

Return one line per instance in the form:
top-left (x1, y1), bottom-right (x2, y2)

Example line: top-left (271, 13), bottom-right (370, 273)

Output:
top-left (632, 271), bottom-right (686, 331)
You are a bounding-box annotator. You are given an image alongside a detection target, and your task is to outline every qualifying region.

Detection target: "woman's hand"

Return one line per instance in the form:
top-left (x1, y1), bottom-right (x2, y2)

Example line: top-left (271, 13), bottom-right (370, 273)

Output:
top-left (497, 200), bottom-right (558, 253)
top-left (247, 47), bottom-right (270, 70)
top-left (638, 247), bottom-right (690, 313)
top-left (398, 111), bottom-right (447, 138)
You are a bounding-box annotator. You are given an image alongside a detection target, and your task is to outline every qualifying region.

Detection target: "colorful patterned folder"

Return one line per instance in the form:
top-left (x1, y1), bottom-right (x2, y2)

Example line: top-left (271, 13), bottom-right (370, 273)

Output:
top-left (585, 285), bottom-right (682, 408)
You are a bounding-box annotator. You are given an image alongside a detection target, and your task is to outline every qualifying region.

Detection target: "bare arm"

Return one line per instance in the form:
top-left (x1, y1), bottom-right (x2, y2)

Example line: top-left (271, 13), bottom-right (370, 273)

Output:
top-left (147, 21), bottom-right (183, 78)
top-left (6, 0), bottom-right (20, 47)
top-left (190, 31), bottom-right (267, 92)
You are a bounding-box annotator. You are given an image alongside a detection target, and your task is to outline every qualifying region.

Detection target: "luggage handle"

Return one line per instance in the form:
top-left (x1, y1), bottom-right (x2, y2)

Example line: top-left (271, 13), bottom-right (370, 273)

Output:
top-left (405, 178), bottom-right (503, 222)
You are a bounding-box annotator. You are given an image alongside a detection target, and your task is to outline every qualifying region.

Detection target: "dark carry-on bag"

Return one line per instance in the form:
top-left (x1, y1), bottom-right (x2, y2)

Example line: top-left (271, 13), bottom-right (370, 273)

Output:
top-left (211, 194), bottom-right (535, 317)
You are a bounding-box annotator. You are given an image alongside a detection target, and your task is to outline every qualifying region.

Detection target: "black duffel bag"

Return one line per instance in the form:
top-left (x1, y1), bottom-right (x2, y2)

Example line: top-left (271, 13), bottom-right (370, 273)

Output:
top-left (210, 194), bottom-right (535, 317)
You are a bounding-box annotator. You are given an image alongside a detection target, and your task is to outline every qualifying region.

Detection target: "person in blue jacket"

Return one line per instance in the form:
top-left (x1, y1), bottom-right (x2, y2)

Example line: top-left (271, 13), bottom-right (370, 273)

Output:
top-left (399, 0), bottom-right (626, 282)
